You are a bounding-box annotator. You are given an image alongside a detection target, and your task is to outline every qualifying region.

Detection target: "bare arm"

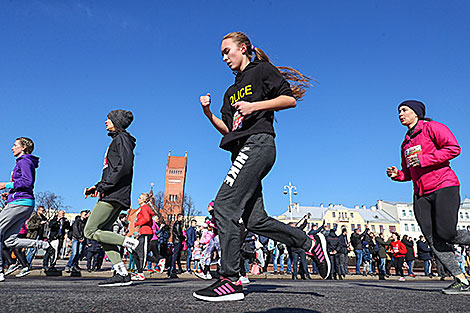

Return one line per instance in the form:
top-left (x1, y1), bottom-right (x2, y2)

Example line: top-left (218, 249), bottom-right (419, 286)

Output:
top-left (234, 95), bottom-right (296, 116)
top-left (200, 93), bottom-right (229, 136)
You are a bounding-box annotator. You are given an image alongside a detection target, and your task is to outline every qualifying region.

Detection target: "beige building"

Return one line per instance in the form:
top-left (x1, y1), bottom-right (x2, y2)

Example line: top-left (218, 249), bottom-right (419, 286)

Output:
top-left (378, 198), bottom-right (470, 239)
top-left (275, 203), bottom-right (400, 238)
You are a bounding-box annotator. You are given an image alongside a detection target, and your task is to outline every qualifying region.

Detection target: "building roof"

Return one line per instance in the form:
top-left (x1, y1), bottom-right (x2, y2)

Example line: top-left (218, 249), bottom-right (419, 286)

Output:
top-left (462, 198), bottom-right (470, 208)
top-left (279, 204), bottom-right (398, 223)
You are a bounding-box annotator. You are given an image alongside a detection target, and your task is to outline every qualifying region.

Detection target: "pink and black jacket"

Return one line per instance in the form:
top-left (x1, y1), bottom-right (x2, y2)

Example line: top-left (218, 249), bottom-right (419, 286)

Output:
top-left (393, 120), bottom-right (460, 196)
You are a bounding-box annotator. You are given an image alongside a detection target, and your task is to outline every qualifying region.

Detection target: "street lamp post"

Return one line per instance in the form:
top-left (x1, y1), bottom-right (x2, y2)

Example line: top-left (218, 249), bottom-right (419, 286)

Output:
top-left (283, 182), bottom-right (298, 222)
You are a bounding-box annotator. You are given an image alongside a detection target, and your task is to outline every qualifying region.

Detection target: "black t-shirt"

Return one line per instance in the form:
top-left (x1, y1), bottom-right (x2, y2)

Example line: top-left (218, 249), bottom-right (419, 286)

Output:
top-left (219, 60), bottom-right (294, 151)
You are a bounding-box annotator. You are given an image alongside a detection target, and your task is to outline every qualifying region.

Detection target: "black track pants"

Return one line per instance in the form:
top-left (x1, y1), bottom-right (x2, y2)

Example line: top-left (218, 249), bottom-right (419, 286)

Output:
top-left (414, 186), bottom-right (470, 276)
top-left (133, 234), bottom-right (152, 274)
top-left (214, 134), bottom-right (311, 280)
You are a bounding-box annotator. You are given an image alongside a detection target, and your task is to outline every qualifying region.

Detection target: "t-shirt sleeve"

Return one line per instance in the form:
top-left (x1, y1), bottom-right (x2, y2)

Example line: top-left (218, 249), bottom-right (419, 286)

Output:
top-left (261, 63), bottom-right (294, 98)
top-left (220, 92), bottom-right (233, 130)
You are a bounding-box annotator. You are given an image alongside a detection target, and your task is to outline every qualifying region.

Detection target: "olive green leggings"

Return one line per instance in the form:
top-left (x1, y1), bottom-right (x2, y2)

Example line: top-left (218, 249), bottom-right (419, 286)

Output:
top-left (84, 201), bottom-right (125, 265)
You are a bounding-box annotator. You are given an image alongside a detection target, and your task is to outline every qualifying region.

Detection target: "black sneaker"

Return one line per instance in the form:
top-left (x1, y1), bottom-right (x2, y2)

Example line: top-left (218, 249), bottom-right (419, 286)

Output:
top-left (46, 246), bottom-right (56, 264)
top-left (305, 233), bottom-right (331, 279)
top-left (98, 272), bottom-right (132, 287)
top-left (442, 280), bottom-right (470, 295)
top-left (193, 277), bottom-right (244, 302)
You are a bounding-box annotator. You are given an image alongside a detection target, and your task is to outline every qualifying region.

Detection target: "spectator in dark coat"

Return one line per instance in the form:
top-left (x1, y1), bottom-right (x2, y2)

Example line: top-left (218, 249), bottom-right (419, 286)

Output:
top-left (43, 210), bottom-right (70, 270)
top-left (337, 228), bottom-right (349, 277)
top-left (186, 219), bottom-right (197, 273)
top-left (376, 233), bottom-right (391, 280)
top-left (402, 235), bottom-right (416, 277)
top-left (169, 214), bottom-right (184, 277)
top-left (326, 228), bottom-right (342, 280)
top-left (65, 211), bottom-right (88, 272)
top-left (86, 239), bottom-right (103, 272)
top-left (417, 235), bottom-right (433, 277)
top-left (350, 225), bottom-right (369, 274)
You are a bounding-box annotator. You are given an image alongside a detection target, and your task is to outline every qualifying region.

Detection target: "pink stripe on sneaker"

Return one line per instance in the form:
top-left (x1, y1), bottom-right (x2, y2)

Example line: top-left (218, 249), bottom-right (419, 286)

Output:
top-left (225, 283), bottom-right (235, 292)
top-left (214, 288), bottom-right (223, 296)
top-left (315, 245), bottom-right (321, 253)
top-left (220, 285), bottom-right (231, 294)
top-left (218, 287), bottom-right (228, 295)
top-left (318, 255), bottom-right (325, 262)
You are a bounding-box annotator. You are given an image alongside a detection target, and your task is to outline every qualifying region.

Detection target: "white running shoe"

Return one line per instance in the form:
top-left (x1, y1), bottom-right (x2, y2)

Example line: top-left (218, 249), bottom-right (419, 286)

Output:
top-left (195, 271), bottom-right (212, 280)
top-left (131, 273), bottom-right (145, 281)
top-left (157, 259), bottom-right (166, 273)
top-left (16, 267), bottom-right (31, 278)
top-left (5, 264), bottom-right (21, 276)
top-left (238, 275), bottom-right (250, 285)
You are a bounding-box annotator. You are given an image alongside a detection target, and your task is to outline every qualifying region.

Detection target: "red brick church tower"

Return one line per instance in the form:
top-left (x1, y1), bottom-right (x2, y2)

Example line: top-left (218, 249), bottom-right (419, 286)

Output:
top-left (162, 151), bottom-right (187, 223)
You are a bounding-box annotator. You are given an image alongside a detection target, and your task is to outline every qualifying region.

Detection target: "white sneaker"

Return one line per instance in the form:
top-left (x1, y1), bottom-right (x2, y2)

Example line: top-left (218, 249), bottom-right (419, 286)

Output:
top-left (239, 275), bottom-right (250, 285)
top-left (158, 259), bottom-right (166, 273)
top-left (5, 264), bottom-right (21, 276)
top-left (0, 273), bottom-right (5, 282)
top-left (16, 267), bottom-right (32, 278)
top-left (131, 273), bottom-right (145, 281)
top-left (195, 271), bottom-right (212, 280)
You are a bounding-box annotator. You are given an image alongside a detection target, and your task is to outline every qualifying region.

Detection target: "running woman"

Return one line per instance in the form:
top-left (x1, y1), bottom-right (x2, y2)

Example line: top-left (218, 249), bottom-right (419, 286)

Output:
top-left (0, 137), bottom-right (51, 282)
top-left (131, 192), bottom-right (165, 281)
top-left (83, 110), bottom-right (139, 287)
top-left (387, 100), bottom-right (470, 294)
top-left (193, 32), bottom-right (330, 302)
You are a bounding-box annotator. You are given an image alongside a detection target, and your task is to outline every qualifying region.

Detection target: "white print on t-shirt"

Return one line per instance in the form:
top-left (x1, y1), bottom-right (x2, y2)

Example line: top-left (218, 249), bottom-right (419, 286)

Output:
top-left (404, 145), bottom-right (422, 167)
top-left (103, 147), bottom-right (109, 170)
top-left (224, 151), bottom-right (249, 187)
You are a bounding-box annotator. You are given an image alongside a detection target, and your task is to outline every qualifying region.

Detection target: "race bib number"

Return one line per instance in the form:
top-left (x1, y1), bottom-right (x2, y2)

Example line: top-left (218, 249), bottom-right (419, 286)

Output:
top-left (404, 145), bottom-right (422, 167)
top-left (232, 110), bottom-right (244, 131)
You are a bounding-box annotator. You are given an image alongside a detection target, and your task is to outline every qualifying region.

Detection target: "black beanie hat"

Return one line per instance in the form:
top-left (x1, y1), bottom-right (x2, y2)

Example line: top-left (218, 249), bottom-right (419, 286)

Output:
top-left (398, 100), bottom-right (426, 118)
top-left (107, 110), bottom-right (134, 130)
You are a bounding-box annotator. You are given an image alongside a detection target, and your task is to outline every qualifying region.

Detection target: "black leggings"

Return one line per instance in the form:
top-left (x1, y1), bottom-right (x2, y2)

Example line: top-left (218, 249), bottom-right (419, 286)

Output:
top-left (2, 247), bottom-right (28, 268)
top-left (148, 240), bottom-right (162, 263)
top-left (393, 256), bottom-right (404, 277)
top-left (414, 186), bottom-right (470, 276)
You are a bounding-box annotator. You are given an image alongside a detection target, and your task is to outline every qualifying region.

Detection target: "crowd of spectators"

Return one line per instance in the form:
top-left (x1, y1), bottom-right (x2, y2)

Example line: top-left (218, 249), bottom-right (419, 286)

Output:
top-left (3, 206), bottom-right (470, 282)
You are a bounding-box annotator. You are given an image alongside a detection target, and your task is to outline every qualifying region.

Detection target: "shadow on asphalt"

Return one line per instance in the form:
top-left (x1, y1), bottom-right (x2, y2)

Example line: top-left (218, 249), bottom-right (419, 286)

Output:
top-left (246, 283), bottom-right (325, 297)
top-left (350, 282), bottom-right (442, 292)
top-left (245, 308), bottom-right (320, 313)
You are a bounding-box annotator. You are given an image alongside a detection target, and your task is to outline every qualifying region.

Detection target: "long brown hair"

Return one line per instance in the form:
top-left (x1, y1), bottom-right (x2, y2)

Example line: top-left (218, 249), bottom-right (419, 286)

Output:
top-left (223, 32), bottom-right (312, 101)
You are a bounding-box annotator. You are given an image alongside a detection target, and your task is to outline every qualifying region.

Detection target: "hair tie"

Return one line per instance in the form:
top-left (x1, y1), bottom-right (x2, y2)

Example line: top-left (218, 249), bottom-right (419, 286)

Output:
top-left (252, 45), bottom-right (256, 51)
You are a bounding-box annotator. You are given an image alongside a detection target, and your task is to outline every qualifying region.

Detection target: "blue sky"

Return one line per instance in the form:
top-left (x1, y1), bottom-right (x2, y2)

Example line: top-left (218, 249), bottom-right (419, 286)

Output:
top-left (1, 1), bottom-right (469, 214)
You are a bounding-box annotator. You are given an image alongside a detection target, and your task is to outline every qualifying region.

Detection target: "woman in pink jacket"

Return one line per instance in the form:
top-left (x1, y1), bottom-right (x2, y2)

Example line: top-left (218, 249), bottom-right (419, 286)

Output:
top-left (387, 100), bottom-right (470, 294)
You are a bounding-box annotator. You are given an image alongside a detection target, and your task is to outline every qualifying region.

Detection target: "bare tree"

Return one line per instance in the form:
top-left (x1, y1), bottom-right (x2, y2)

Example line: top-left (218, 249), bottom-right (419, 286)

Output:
top-left (35, 191), bottom-right (68, 221)
top-left (182, 194), bottom-right (201, 228)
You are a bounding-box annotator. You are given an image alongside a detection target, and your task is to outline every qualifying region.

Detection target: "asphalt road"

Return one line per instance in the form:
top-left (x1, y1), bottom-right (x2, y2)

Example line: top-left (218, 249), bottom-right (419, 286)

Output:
top-left (0, 277), bottom-right (468, 313)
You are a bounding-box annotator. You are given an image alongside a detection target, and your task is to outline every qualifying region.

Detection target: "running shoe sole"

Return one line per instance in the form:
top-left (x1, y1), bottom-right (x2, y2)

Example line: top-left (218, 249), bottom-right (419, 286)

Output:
top-left (5, 264), bottom-right (21, 276)
top-left (16, 271), bottom-right (32, 278)
top-left (99, 281), bottom-right (133, 287)
top-left (192, 292), bottom-right (244, 302)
